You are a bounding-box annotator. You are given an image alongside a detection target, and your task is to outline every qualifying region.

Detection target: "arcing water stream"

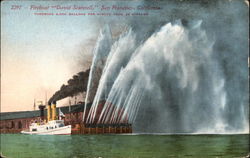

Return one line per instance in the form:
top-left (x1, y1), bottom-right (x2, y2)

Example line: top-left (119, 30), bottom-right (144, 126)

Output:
top-left (83, 20), bottom-right (248, 134)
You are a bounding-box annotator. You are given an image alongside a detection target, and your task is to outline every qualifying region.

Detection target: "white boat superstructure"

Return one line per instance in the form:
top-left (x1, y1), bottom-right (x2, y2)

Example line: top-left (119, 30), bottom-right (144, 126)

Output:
top-left (21, 101), bottom-right (71, 135)
top-left (21, 120), bottom-right (71, 135)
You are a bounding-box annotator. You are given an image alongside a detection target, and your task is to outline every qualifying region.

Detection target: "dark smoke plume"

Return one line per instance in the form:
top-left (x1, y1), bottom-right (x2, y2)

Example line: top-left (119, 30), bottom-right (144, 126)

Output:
top-left (49, 69), bottom-right (90, 103)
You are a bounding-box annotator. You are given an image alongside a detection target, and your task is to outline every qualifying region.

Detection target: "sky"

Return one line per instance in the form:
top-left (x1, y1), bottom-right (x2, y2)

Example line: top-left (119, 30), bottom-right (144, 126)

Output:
top-left (1, 1), bottom-right (101, 112)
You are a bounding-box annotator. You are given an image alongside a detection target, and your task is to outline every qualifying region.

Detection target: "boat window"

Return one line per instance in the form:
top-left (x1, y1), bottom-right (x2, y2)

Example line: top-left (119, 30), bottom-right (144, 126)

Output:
top-left (59, 124), bottom-right (64, 127)
top-left (55, 126), bottom-right (57, 128)
top-left (32, 128), bottom-right (37, 131)
top-left (46, 127), bottom-right (48, 130)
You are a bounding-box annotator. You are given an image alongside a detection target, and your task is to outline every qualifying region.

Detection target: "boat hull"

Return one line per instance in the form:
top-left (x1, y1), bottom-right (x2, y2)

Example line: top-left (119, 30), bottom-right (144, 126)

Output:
top-left (21, 125), bottom-right (71, 135)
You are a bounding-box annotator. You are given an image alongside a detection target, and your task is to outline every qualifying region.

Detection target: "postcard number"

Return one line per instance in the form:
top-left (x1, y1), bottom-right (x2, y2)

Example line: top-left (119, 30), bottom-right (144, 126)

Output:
top-left (11, 5), bottom-right (22, 10)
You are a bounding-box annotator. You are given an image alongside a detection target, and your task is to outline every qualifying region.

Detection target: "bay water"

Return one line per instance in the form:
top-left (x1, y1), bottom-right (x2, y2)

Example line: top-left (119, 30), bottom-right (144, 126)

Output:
top-left (0, 134), bottom-right (249, 158)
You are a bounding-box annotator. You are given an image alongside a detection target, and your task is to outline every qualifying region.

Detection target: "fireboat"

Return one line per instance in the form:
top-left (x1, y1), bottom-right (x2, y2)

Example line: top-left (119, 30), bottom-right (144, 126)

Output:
top-left (21, 101), bottom-right (71, 135)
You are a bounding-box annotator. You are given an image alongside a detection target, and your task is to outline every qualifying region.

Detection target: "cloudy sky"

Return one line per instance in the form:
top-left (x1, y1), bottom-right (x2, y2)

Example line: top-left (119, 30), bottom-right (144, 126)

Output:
top-left (1, 1), bottom-right (102, 112)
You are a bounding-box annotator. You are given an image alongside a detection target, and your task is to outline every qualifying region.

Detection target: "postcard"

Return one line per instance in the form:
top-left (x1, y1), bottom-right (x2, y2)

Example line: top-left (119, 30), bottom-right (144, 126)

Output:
top-left (1, 0), bottom-right (249, 158)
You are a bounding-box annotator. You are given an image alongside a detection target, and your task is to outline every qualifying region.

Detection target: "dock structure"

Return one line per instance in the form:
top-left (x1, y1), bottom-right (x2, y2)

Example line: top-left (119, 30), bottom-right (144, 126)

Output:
top-left (0, 102), bottom-right (132, 134)
top-left (72, 123), bottom-right (132, 134)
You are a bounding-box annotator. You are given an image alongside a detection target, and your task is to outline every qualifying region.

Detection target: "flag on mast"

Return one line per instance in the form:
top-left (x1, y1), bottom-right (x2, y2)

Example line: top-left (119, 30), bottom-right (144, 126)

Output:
top-left (33, 99), bottom-right (36, 110)
top-left (59, 108), bottom-right (65, 120)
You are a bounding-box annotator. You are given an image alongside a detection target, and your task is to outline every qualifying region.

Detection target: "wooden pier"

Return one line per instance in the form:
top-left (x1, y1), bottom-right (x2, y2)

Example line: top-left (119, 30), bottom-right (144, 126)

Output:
top-left (72, 123), bottom-right (132, 134)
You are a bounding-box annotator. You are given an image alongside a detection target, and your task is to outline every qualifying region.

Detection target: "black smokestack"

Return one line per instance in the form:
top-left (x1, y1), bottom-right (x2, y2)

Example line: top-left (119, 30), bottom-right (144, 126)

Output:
top-left (38, 105), bottom-right (46, 120)
top-left (49, 69), bottom-right (90, 103)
